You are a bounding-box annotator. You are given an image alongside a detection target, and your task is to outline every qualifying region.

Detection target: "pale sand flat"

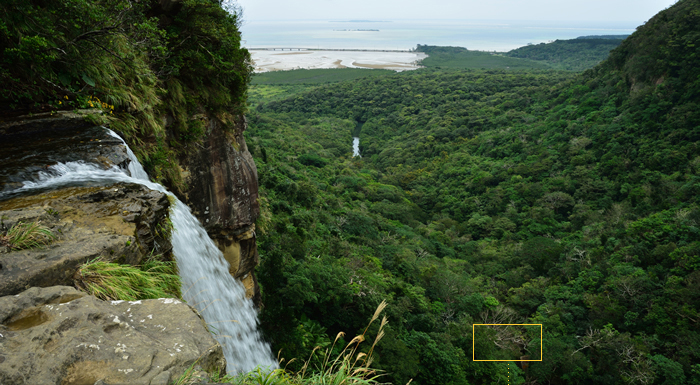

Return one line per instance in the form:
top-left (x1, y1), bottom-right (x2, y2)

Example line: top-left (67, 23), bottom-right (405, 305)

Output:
top-left (250, 50), bottom-right (426, 72)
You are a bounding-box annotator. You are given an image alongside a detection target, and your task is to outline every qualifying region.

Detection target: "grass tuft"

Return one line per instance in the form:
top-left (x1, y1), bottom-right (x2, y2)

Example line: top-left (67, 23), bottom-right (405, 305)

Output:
top-left (74, 256), bottom-right (181, 301)
top-left (292, 299), bottom-right (388, 385)
top-left (0, 221), bottom-right (56, 251)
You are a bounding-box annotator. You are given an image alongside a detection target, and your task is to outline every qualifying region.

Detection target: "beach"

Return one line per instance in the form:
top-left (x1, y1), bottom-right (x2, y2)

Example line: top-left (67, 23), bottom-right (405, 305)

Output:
top-left (250, 49), bottom-right (427, 72)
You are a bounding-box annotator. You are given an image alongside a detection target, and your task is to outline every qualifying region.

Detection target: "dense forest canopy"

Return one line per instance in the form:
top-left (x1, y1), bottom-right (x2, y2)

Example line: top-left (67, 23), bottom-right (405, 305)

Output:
top-left (504, 38), bottom-right (626, 71)
top-left (416, 35), bottom-right (625, 72)
top-left (415, 45), bottom-right (551, 70)
top-left (248, 0), bottom-right (700, 384)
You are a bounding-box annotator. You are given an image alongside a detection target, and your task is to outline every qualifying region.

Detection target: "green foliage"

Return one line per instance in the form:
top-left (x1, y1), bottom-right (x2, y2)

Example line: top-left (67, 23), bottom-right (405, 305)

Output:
top-left (0, 221), bottom-right (56, 251)
top-left (252, 68), bottom-right (393, 85)
top-left (156, 217), bottom-right (174, 241)
top-left (417, 37), bottom-right (626, 72)
top-left (505, 38), bottom-right (626, 71)
top-left (176, 302), bottom-right (389, 385)
top-left (227, 368), bottom-right (291, 385)
top-left (415, 45), bottom-right (550, 70)
top-left (289, 301), bottom-right (388, 385)
top-left (298, 153), bottom-right (329, 168)
top-left (250, 1), bottom-right (700, 383)
top-left (0, 0), bottom-right (163, 123)
top-left (74, 257), bottom-right (181, 301)
top-left (160, 0), bottom-right (252, 119)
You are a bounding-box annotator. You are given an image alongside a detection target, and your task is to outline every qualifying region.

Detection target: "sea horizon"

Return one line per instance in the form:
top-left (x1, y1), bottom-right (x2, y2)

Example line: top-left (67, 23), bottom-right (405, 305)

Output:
top-left (240, 19), bottom-right (638, 52)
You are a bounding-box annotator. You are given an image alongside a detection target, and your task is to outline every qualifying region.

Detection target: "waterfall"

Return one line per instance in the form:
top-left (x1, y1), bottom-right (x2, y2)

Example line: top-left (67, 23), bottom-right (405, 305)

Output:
top-left (108, 130), bottom-right (277, 372)
top-left (2, 130), bottom-right (277, 374)
top-left (106, 130), bottom-right (149, 181)
top-left (353, 137), bottom-right (361, 157)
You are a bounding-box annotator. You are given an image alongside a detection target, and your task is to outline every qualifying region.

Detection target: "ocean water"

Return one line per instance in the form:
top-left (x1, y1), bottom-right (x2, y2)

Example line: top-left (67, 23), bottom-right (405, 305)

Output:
top-left (240, 19), bottom-right (638, 52)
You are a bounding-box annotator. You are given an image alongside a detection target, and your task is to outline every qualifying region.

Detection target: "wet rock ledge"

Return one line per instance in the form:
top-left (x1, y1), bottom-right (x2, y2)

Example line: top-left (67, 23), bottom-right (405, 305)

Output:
top-left (0, 111), bottom-right (129, 193)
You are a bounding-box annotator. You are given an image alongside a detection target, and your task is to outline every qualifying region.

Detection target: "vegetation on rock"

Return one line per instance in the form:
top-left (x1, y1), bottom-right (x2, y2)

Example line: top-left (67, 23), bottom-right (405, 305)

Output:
top-left (74, 256), bottom-right (181, 301)
top-left (0, 0), bottom-right (252, 191)
top-left (0, 220), bottom-right (56, 251)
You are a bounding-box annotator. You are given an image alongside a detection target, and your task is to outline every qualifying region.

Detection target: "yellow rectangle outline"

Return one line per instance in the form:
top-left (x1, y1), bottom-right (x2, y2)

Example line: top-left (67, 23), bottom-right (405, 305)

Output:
top-left (472, 323), bottom-right (543, 361)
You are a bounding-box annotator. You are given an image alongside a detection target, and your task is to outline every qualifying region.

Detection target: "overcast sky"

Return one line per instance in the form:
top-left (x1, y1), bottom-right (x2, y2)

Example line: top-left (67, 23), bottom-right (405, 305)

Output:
top-left (236, 0), bottom-right (678, 23)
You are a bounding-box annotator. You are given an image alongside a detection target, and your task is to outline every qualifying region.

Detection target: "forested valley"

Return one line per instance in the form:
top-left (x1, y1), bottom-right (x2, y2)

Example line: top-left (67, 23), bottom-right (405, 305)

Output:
top-left (247, 1), bottom-right (700, 384)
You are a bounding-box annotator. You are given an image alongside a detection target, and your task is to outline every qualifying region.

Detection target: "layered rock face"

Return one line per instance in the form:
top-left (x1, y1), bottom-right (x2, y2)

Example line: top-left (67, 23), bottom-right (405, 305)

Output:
top-left (1, 112), bottom-right (264, 301)
top-left (178, 116), bottom-right (261, 301)
top-left (0, 286), bottom-right (225, 385)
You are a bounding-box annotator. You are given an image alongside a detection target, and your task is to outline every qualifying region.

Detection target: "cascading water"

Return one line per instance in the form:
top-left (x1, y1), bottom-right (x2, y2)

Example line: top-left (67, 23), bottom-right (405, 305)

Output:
top-left (106, 130), bottom-right (149, 181)
top-left (353, 137), bottom-right (361, 157)
top-left (2, 130), bottom-right (277, 374)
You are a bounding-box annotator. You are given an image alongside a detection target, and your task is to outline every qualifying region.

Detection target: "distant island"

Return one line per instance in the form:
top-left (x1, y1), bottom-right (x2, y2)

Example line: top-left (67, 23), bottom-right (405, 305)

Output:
top-left (333, 29), bottom-right (380, 32)
top-left (330, 20), bottom-right (388, 22)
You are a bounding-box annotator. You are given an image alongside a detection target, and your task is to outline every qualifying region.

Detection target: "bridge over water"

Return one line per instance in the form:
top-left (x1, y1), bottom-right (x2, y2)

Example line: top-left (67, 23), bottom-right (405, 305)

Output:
top-left (249, 47), bottom-right (413, 53)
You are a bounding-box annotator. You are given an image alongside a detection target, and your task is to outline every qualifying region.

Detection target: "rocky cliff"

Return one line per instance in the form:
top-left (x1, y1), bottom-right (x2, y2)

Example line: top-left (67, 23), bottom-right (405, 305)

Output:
top-left (0, 0), bottom-right (266, 378)
top-left (0, 0), bottom-right (261, 300)
top-left (0, 183), bottom-right (171, 297)
top-left (1, 110), bottom-right (264, 302)
top-left (177, 115), bottom-right (261, 302)
top-left (0, 107), bottom-right (265, 381)
top-left (0, 112), bottom-right (232, 383)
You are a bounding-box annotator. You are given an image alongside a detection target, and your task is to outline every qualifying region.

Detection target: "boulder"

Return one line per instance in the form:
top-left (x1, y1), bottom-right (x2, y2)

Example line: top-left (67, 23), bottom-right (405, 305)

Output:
top-left (0, 286), bottom-right (225, 385)
top-left (0, 183), bottom-right (171, 297)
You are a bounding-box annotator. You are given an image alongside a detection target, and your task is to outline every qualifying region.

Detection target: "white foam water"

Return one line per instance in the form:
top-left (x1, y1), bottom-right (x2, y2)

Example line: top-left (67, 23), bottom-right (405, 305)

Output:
top-left (353, 137), bottom-right (361, 157)
top-left (106, 130), bottom-right (150, 181)
top-left (3, 130), bottom-right (277, 374)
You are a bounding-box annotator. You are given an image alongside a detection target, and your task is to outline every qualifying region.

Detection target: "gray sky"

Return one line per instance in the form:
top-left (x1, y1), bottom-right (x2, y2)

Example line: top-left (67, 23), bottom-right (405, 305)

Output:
top-left (236, 0), bottom-right (678, 23)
